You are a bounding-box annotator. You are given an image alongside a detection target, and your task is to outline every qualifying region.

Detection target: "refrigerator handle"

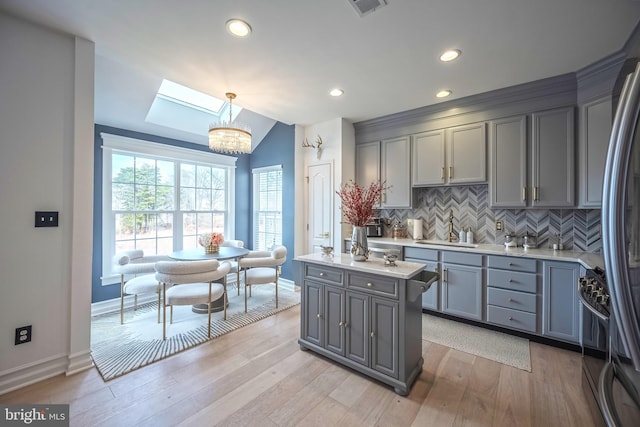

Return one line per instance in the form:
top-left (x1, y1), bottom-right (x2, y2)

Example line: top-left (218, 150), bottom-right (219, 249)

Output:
top-left (602, 61), bottom-right (640, 371)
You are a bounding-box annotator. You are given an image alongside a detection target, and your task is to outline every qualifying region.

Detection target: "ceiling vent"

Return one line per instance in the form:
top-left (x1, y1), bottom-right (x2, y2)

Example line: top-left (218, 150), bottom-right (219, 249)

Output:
top-left (349, 0), bottom-right (387, 17)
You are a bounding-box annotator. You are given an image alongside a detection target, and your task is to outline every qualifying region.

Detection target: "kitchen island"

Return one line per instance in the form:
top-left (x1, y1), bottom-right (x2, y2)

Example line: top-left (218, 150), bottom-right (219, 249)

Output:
top-left (294, 253), bottom-right (437, 395)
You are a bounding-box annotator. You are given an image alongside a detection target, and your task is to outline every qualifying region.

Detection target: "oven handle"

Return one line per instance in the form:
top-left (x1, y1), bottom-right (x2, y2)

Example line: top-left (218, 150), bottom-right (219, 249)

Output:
top-left (577, 283), bottom-right (609, 322)
top-left (598, 362), bottom-right (622, 427)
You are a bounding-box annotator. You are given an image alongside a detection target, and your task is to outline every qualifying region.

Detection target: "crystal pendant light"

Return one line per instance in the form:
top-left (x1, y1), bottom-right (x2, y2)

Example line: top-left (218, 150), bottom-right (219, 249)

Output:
top-left (208, 92), bottom-right (252, 154)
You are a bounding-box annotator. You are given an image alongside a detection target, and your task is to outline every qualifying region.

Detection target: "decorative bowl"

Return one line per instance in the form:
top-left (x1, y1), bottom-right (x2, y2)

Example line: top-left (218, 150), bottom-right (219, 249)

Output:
top-left (384, 253), bottom-right (398, 266)
top-left (320, 245), bottom-right (334, 256)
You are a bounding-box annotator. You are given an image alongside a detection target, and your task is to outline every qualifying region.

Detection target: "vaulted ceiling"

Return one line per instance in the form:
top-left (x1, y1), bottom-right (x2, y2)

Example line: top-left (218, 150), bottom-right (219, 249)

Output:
top-left (2, 0), bottom-right (640, 146)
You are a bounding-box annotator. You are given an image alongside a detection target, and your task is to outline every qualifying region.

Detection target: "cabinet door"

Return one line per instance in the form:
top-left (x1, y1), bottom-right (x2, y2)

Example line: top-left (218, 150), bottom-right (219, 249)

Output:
top-left (441, 263), bottom-right (484, 321)
top-left (412, 130), bottom-right (445, 186)
top-left (542, 261), bottom-right (580, 343)
top-left (578, 96), bottom-right (612, 207)
top-left (531, 107), bottom-right (575, 207)
top-left (355, 141), bottom-right (380, 187)
top-left (370, 297), bottom-right (399, 379)
top-left (381, 136), bottom-right (411, 208)
top-left (302, 280), bottom-right (323, 346)
top-left (345, 291), bottom-right (369, 366)
top-left (325, 286), bottom-right (345, 356)
top-left (489, 115), bottom-right (527, 208)
top-left (447, 122), bottom-right (487, 184)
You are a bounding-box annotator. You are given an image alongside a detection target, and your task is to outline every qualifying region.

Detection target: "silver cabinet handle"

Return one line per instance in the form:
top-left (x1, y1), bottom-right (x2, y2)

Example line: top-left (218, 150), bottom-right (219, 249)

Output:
top-left (319, 272), bottom-right (325, 277)
top-left (367, 282), bottom-right (373, 287)
top-left (441, 167), bottom-right (445, 179)
top-left (370, 332), bottom-right (375, 337)
top-left (339, 321), bottom-right (343, 326)
top-left (316, 313), bottom-right (321, 319)
top-left (522, 187), bottom-right (526, 201)
top-left (534, 186), bottom-right (539, 201)
top-left (508, 316), bottom-right (513, 321)
top-left (443, 268), bottom-right (448, 282)
top-left (449, 166), bottom-right (453, 179)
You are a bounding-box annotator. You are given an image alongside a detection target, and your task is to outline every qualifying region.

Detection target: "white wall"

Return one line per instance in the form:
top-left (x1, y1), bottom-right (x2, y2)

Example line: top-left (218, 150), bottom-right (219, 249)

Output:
top-left (296, 118), bottom-right (355, 255)
top-left (0, 12), bottom-right (94, 394)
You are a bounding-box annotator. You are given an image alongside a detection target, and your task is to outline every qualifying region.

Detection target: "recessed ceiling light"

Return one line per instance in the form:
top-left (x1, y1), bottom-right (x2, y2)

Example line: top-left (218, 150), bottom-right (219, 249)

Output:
top-left (440, 49), bottom-right (461, 62)
top-left (329, 88), bottom-right (344, 97)
top-left (226, 19), bottom-right (252, 38)
top-left (436, 90), bottom-right (452, 98)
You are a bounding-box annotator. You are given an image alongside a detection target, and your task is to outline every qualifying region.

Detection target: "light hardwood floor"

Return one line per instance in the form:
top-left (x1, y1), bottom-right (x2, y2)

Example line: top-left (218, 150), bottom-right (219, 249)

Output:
top-left (1, 305), bottom-right (598, 427)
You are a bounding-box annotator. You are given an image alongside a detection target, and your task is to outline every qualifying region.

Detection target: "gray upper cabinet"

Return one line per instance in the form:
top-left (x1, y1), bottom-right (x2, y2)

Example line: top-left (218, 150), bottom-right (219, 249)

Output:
top-left (381, 136), bottom-right (411, 208)
top-left (531, 107), bottom-right (575, 207)
top-left (355, 140), bottom-right (380, 186)
top-left (356, 137), bottom-right (411, 208)
top-left (489, 107), bottom-right (575, 208)
top-left (578, 96), bottom-right (612, 207)
top-left (489, 115), bottom-right (528, 208)
top-left (412, 123), bottom-right (486, 186)
top-left (412, 130), bottom-right (445, 185)
top-left (447, 122), bottom-right (487, 184)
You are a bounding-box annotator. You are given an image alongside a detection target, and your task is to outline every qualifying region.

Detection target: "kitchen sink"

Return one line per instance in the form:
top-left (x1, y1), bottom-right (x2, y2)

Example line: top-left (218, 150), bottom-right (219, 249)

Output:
top-left (413, 239), bottom-right (479, 249)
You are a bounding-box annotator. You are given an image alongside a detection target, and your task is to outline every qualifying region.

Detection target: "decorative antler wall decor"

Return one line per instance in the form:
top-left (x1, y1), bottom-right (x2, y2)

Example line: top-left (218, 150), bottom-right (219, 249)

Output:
top-left (302, 135), bottom-right (323, 159)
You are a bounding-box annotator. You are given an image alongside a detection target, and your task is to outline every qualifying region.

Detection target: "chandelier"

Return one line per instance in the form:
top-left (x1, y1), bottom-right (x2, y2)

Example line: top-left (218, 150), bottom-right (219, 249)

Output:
top-left (208, 92), bottom-right (252, 154)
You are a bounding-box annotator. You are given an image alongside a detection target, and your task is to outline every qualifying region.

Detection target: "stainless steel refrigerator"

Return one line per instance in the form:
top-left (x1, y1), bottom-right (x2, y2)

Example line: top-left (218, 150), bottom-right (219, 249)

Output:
top-left (601, 61), bottom-right (640, 426)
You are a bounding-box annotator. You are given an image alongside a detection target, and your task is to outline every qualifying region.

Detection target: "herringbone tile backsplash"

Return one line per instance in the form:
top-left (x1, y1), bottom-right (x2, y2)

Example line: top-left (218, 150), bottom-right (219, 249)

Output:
top-left (378, 185), bottom-right (602, 253)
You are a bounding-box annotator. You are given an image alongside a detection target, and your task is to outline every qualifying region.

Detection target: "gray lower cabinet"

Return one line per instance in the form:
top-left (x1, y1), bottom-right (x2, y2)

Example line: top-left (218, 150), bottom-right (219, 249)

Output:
top-left (297, 260), bottom-right (424, 395)
top-left (441, 251), bottom-right (484, 321)
top-left (486, 255), bottom-right (539, 333)
top-left (542, 261), bottom-right (580, 343)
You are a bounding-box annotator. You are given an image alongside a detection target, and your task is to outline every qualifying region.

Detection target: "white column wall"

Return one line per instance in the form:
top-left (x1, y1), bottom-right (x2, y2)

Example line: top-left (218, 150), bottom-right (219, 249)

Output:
top-left (0, 12), bottom-right (94, 393)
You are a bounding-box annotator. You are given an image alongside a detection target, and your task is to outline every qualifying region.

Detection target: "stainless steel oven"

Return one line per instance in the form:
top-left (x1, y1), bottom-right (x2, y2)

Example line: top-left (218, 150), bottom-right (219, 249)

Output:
top-left (579, 267), bottom-right (610, 427)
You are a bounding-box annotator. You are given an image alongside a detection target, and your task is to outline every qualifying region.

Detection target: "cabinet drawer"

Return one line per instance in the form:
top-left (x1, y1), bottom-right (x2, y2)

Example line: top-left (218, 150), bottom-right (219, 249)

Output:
top-left (404, 247), bottom-right (438, 261)
top-left (441, 251), bottom-right (483, 267)
top-left (487, 255), bottom-right (536, 273)
top-left (487, 287), bottom-right (536, 313)
top-left (487, 269), bottom-right (537, 293)
top-left (347, 273), bottom-right (398, 299)
top-left (305, 264), bottom-right (343, 286)
top-left (487, 305), bottom-right (537, 333)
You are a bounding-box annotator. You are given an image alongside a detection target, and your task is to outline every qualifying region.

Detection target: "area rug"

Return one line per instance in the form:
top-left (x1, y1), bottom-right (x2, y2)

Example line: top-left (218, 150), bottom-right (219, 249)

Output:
top-left (422, 314), bottom-right (532, 372)
top-left (90, 285), bottom-right (300, 381)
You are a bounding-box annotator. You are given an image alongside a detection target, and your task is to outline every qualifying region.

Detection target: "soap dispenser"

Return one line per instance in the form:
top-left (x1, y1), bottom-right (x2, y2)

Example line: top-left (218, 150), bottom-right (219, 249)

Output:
top-left (466, 227), bottom-right (474, 244)
top-left (459, 228), bottom-right (465, 243)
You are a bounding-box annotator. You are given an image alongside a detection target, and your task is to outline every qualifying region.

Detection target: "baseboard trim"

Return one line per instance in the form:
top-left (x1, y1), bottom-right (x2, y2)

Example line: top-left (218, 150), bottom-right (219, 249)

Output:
top-left (0, 354), bottom-right (68, 396)
top-left (66, 349), bottom-right (94, 376)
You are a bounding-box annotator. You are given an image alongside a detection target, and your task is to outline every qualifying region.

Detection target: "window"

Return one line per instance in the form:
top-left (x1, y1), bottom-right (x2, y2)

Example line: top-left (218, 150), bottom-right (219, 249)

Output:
top-left (102, 133), bottom-right (236, 283)
top-left (253, 165), bottom-right (282, 251)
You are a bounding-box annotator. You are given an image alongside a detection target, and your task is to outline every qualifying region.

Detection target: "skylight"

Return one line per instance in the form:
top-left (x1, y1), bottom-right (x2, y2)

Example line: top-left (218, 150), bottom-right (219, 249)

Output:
top-left (157, 79), bottom-right (228, 114)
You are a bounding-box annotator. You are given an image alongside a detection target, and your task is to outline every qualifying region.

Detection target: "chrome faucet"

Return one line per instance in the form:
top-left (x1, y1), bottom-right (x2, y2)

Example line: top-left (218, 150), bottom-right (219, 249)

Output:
top-left (448, 210), bottom-right (456, 242)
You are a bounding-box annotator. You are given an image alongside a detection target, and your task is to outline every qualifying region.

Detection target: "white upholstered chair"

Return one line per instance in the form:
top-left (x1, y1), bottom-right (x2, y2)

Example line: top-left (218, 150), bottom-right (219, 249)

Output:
top-left (113, 250), bottom-right (171, 324)
top-left (237, 245), bottom-right (287, 313)
top-left (220, 239), bottom-right (244, 295)
top-left (155, 259), bottom-right (231, 340)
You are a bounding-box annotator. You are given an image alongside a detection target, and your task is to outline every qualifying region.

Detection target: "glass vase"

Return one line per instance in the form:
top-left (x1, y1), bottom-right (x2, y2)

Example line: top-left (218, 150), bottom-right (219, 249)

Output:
top-left (351, 226), bottom-right (369, 261)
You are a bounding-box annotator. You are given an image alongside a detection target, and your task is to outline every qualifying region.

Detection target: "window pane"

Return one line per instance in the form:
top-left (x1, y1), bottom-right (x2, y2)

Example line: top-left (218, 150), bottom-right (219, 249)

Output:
top-left (134, 184), bottom-right (155, 210)
top-left (196, 165), bottom-right (211, 188)
top-left (157, 185), bottom-right (174, 210)
top-left (136, 159), bottom-right (156, 184)
top-left (212, 189), bottom-right (225, 210)
top-left (115, 213), bottom-right (136, 239)
top-left (180, 187), bottom-right (195, 210)
top-left (112, 183), bottom-right (134, 210)
top-left (197, 212), bottom-right (213, 233)
top-left (112, 154), bottom-right (134, 184)
top-left (157, 160), bottom-right (174, 185)
top-left (196, 188), bottom-right (211, 210)
top-left (181, 163), bottom-right (195, 187)
top-left (157, 213), bottom-right (173, 237)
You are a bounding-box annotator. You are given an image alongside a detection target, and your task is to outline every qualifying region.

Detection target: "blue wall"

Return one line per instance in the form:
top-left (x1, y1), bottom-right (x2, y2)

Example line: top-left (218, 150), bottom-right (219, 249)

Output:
top-left (92, 123), bottom-right (293, 303)
top-left (247, 122), bottom-right (296, 280)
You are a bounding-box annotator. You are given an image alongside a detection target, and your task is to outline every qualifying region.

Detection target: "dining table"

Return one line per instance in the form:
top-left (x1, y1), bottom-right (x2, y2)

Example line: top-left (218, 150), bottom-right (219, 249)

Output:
top-left (169, 246), bottom-right (250, 313)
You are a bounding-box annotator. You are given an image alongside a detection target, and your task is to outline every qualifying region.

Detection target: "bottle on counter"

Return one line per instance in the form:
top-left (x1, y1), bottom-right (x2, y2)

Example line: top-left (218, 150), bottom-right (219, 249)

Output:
top-left (466, 227), bottom-right (474, 244)
top-left (459, 228), bottom-right (465, 243)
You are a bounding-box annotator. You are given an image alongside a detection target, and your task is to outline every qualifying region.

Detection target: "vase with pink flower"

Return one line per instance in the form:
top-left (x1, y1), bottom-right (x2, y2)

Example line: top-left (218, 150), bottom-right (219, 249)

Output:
top-left (336, 180), bottom-right (388, 261)
top-left (198, 232), bottom-right (224, 254)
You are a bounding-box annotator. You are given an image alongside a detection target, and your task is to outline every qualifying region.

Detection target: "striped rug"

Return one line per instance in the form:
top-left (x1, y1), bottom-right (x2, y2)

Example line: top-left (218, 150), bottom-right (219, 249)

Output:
top-left (91, 285), bottom-right (300, 381)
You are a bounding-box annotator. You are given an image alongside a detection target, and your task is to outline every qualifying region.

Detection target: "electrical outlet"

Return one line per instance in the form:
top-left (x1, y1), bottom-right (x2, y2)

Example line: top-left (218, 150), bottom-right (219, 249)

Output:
top-left (496, 220), bottom-right (504, 231)
top-left (35, 211), bottom-right (59, 227)
top-left (15, 325), bottom-right (32, 345)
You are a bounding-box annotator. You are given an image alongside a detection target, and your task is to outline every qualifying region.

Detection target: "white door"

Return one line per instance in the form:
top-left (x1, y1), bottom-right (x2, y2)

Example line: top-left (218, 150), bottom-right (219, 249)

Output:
top-left (307, 163), bottom-right (332, 254)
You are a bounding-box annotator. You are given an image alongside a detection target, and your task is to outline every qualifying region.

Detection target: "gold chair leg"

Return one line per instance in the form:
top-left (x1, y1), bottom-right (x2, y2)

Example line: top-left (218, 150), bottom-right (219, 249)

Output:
top-left (207, 282), bottom-right (212, 338)
top-left (244, 270), bottom-right (248, 313)
top-left (157, 282), bottom-right (161, 324)
top-left (223, 276), bottom-right (228, 321)
top-left (120, 275), bottom-right (125, 325)
top-left (162, 282), bottom-right (167, 340)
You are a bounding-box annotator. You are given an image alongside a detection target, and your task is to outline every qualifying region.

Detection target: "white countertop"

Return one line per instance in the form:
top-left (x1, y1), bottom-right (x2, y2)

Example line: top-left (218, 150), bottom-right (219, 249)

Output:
top-left (359, 237), bottom-right (604, 270)
top-left (295, 252), bottom-right (427, 279)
